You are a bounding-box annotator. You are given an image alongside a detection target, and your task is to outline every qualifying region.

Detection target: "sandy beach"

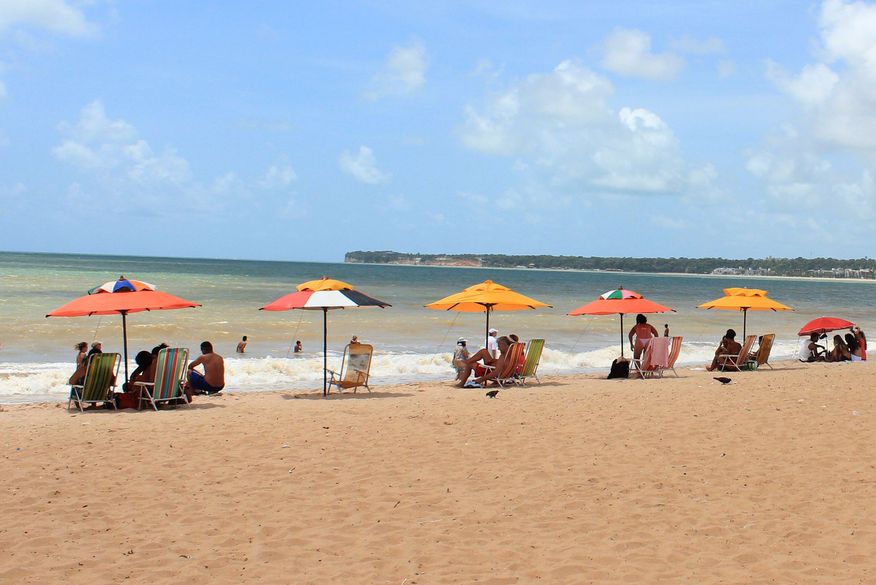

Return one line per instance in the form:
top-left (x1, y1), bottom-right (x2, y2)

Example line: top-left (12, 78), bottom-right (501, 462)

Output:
top-left (1, 360), bottom-right (873, 584)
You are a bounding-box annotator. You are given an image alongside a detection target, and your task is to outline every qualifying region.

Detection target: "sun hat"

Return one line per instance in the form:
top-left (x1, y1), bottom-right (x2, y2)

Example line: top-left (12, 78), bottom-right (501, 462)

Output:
top-left (488, 328), bottom-right (498, 335)
top-left (457, 337), bottom-right (467, 344)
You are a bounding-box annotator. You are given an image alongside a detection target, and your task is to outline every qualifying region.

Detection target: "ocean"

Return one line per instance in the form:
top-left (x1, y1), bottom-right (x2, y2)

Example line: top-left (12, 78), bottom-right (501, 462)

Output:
top-left (1, 251), bottom-right (873, 403)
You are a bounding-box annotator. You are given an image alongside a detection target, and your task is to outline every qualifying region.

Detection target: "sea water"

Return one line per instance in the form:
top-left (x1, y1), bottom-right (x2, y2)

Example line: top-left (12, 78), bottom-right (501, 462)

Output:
top-left (1, 251), bottom-right (874, 403)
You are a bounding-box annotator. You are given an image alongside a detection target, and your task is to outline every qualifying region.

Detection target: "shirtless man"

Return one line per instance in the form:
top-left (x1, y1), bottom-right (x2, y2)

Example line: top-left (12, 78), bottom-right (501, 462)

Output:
top-left (706, 329), bottom-right (742, 371)
top-left (456, 336), bottom-right (511, 387)
top-left (187, 341), bottom-right (225, 395)
top-left (236, 335), bottom-right (247, 353)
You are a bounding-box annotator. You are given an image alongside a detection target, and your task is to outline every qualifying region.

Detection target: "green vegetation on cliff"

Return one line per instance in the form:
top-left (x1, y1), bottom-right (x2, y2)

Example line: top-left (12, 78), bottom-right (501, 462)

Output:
top-left (345, 251), bottom-right (876, 278)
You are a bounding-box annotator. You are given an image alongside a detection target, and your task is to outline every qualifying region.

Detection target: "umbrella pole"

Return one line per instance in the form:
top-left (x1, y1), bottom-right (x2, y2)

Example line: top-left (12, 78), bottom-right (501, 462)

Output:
top-left (485, 306), bottom-right (491, 350)
top-left (743, 309), bottom-right (747, 340)
top-left (620, 313), bottom-right (624, 358)
top-left (121, 311), bottom-right (129, 385)
top-left (323, 308), bottom-right (328, 398)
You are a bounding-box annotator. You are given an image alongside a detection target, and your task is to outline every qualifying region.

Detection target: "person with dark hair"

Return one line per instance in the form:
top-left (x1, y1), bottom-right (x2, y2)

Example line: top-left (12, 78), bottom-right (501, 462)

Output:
top-left (706, 329), bottom-right (742, 371)
top-left (294, 340), bottom-right (303, 353)
top-left (123, 351), bottom-right (154, 392)
top-left (852, 326), bottom-right (867, 360)
top-left (800, 332), bottom-right (826, 362)
top-left (845, 333), bottom-right (862, 361)
top-left (828, 335), bottom-right (851, 362)
top-left (628, 314), bottom-right (658, 359)
top-left (236, 335), bottom-right (248, 353)
top-left (187, 341), bottom-right (225, 395)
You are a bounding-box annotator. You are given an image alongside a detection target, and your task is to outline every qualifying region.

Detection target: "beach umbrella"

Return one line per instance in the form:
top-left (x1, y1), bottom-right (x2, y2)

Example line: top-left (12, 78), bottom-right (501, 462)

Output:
top-left (425, 280), bottom-right (551, 347)
top-left (698, 287), bottom-right (792, 339)
top-left (260, 276), bottom-right (390, 397)
top-left (798, 316), bottom-right (855, 336)
top-left (47, 276), bottom-right (200, 384)
top-left (568, 287), bottom-right (675, 358)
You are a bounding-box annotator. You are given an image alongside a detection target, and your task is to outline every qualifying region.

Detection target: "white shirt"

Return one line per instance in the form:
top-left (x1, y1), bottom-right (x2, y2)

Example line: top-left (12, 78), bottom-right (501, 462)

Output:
top-left (487, 335), bottom-right (499, 359)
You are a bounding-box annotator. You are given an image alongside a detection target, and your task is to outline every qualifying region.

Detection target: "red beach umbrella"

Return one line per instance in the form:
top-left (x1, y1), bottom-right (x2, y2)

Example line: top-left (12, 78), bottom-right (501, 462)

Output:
top-left (47, 276), bottom-right (200, 384)
top-left (568, 287), bottom-right (675, 357)
top-left (798, 317), bottom-right (855, 336)
top-left (260, 277), bottom-right (390, 397)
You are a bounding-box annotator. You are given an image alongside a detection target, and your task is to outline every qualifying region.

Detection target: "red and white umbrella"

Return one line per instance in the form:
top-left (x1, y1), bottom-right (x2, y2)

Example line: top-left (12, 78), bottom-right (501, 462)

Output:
top-left (260, 277), bottom-right (390, 396)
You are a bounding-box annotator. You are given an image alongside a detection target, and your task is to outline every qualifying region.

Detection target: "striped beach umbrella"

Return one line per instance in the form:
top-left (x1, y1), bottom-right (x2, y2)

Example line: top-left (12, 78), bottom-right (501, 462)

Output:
top-left (568, 287), bottom-right (675, 357)
top-left (260, 277), bottom-right (390, 397)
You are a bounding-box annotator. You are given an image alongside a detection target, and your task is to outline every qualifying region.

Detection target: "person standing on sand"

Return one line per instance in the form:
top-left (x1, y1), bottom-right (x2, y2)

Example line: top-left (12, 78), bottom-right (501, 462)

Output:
top-left (236, 335), bottom-right (247, 353)
top-left (628, 314), bottom-right (658, 359)
top-left (486, 328), bottom-right (499, 359)
top-left (187, 341), bottom-right (225, 395)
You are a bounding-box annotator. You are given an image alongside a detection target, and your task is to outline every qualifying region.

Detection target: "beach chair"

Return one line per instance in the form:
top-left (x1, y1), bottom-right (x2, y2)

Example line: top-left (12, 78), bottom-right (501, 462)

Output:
top-left (717, 335), bottom-right (756, 371)
top-left (68, 352), bottom-right (120, 412)
top-left (134, 347), bottom-right (190, 411)
top-left (517, 339), bottom-right (545, 385)
top-left (632, 337), bottom-right (671, 379)
top-left (327, 343), bottom-right (373, 394)
top-left (746, 333), bottom-right (775, 370)
top-left (665, 336), bottom-right (683, 377)
top-left (494, 342), bottom-right (525, 387)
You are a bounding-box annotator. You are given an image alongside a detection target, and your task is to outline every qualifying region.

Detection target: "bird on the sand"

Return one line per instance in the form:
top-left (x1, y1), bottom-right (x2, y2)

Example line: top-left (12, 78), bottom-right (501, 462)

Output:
top-left (713, 377), bottom-right (732, 385)
top-left (485, 390), bottom-right (499, 398)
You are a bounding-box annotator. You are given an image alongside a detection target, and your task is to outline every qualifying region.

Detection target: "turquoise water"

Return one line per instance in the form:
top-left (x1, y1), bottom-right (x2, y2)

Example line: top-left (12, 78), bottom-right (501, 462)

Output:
top-left (1, 251), bottom-right (874, 402)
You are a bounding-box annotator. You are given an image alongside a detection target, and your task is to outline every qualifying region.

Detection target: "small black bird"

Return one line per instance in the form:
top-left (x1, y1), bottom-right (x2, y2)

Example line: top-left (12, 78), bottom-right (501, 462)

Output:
top-left (713, 376), bottom-right (732, 385)
top-left (485, 389), bottom-right (499, 398)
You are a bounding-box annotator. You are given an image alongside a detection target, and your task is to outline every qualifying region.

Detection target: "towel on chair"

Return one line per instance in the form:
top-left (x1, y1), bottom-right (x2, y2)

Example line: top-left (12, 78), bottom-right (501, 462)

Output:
top-left (643, 337), bottom-right (671, 370)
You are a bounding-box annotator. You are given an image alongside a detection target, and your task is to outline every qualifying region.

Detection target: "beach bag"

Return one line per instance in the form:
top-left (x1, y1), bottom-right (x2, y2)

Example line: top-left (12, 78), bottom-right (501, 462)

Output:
top-left (607, 358), bottom-right (630, 379)
top-left (115, 392), bottom-right (139, 410)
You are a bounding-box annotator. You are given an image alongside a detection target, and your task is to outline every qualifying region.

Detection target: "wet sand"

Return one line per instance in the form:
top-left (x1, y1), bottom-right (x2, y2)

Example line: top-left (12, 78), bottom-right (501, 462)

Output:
top-left (0, 360), bottom-right (873, 584)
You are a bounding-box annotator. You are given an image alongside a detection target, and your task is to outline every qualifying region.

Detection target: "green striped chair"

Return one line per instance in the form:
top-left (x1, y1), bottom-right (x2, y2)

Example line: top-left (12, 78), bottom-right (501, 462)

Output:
top-left (136, 347), bottom-right (190, 411)
top-left (68, 353), bottom-right (120, 412)
top-left (517, 339), bottom-right (545, 386)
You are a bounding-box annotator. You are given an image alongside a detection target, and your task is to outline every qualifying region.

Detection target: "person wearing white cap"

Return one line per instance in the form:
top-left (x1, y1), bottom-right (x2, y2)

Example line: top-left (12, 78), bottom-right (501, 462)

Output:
top-left (452, 337), bottom-right (470, 382)
top-left (487, 328), bottom-right (499, 359)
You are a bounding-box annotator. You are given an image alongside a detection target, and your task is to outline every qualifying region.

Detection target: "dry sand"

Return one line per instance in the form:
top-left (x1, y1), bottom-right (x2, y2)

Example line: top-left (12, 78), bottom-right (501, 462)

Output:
top-left (1, 361), bottom-right (874, 584)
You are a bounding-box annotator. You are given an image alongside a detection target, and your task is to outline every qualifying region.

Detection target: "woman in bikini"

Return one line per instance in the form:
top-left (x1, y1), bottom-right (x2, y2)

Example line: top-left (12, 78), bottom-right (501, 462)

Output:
top-left (628, 314), bottom-right (658, 360)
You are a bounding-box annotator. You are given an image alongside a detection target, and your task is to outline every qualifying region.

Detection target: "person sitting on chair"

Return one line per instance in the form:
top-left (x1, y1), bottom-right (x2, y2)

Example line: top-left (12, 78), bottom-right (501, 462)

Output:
top-left (187, 341), bottom-right (225, 395)
top-left (706, 329), bottom-right (742, 371)
top-left (457, 336), bottom-right (512, 387)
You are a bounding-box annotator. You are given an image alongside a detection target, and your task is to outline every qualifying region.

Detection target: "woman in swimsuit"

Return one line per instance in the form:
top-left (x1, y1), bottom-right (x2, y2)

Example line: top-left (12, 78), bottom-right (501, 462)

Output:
top-left (628, 314), bottom-right (658, 360)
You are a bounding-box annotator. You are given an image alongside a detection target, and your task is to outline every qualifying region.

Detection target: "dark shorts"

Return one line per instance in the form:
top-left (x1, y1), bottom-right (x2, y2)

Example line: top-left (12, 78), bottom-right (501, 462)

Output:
top-left (189, 370), bottom-right (224, 394)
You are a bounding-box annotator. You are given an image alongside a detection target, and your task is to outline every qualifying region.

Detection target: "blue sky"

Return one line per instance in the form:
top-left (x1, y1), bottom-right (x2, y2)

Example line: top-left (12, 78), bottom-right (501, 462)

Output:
top-left (1, 0), bottom-right (875, 261)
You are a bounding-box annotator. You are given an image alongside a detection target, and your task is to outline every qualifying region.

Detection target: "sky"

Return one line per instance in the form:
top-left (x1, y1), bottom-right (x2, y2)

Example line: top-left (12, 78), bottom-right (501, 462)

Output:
top-left (0, 0), bottom-right (875, 262)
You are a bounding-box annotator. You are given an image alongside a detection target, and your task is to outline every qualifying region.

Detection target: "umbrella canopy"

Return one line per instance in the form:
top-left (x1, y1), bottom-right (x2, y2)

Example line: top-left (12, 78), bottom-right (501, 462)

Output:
top-left (798, 317), bottom-right (855, 336)
top-left (699, 287), bottom-right (792, 339)
top-left (425, 280), bottom-right (551, 346)
top-left (47, 276), bottom-right (200, 383)
top-left (568, 288), bottom-right (675, 357)
top-left (260, 276), bottom-right (390, 397)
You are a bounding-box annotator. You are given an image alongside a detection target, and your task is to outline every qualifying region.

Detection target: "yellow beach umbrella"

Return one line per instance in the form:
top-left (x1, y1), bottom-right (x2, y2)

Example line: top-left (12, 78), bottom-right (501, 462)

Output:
top-left (426, 280), bottom-right (551, 346)
top-left (699, 287), bottom-right (792, 339)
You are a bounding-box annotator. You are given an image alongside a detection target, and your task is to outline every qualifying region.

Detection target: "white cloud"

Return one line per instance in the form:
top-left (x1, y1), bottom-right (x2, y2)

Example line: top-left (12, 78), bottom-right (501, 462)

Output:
top-left (670, 35), bottom-right (726, 55)
top-left (365, 42), bottom-right (427, 100)
top-left (53, 101), bottom-right (191, 186)
top-left (460, 60), bottom-right (715, 197)
top-left (0, 0), bottom-right (96, 37)
top-left (766, 61), bottom-right (839, 107)
top-left (259, 163), bottom-right (297, 189)
top-left (599, 28), bottom-right (684, 81)
top-left (339, 145), bottom-right (389, 184)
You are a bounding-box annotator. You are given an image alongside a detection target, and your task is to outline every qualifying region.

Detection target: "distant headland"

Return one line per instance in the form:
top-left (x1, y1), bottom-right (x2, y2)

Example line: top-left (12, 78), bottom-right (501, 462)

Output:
top-left (345, 251), bottom-right (876, 279)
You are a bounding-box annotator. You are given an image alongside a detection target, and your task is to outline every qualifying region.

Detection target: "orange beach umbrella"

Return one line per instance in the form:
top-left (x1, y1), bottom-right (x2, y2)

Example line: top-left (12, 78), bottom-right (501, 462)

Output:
top-left (425, 280), bottom-right (551, 346)
top-left (568, 287), bottom-right (675, 357)
top-left (699, 287), bottom-right (792, 339)
top-left (47, 276), bottom-right (200, 384)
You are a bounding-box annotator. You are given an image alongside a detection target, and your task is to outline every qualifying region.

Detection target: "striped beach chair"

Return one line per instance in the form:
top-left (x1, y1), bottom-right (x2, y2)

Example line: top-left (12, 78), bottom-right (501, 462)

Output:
top-left (136, 347), bottom-right (190, 411)
top-left (68, 353), bottom-right (120, 412)
top-left (517, 338), bottom-right (545, 386)
top-left (717, 335), bottom-right (756, 372)
top-left (327, 343), bottom-right (373, 394)
top-left (495, 342), bottom-right (525, 387)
